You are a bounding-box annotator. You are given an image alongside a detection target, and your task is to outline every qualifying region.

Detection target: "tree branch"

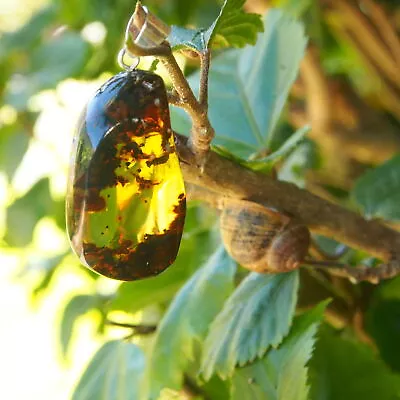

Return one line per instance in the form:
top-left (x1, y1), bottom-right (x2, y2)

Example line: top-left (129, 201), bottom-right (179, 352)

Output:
top-left (175, 133), bottom-right (400, 275)
top-left (314, 261), bottom-right (400, 284)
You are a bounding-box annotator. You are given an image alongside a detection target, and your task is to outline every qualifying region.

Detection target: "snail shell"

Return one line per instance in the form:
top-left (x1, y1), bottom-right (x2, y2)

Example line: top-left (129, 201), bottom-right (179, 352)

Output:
top-left (220, 199), bottom-right (310, 273)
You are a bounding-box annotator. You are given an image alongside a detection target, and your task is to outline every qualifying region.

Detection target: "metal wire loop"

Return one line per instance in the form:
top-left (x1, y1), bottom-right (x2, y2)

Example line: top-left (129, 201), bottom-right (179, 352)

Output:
top-left (117, 48), bottom-right (140, 71)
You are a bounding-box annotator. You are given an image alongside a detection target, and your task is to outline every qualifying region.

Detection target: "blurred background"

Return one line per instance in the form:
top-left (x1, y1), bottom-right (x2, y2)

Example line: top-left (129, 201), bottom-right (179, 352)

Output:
top-left (0, 0), bottom-right (400, 398)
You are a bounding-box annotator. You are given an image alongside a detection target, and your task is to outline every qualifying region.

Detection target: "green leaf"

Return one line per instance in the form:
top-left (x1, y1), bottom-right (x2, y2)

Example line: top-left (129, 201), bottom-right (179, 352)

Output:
top-left (279, 0), bottom-right (314, 18)
top-left (5, 31), bottom-right (89, 110)
top-left (352, 154), bottom-right (400, 221)
top-left (365, 276), bottom-right (400, 372)
top-left (172, 0), bottom-right (202, 26)
top-left (0, 125), bottom-right (30, 180)
top-left (145, 247), bottom-right (236, 399)
top-left (0, 6), bottom-right (57, 60)
top-left (172, 10), bottom-right (307, 157)
top-left (72, 340), bottom-right (145, 400)
top-left (366, 299), bottom-right (400, 373)
top-left (309, 325), bottom-right (400, 400)
top-left (278, 139), bottom-right (319, 187)
top-left (201, 271), bottom-right (299, 380)
top-left (168, 0), bottom-right (263, 52)
top-left (211, 126), bottom-right (310, 174)
top-left (246, 125), bottom-right (310, 172)
top-left (370, 275), bottom-right (400, 301)
top-left (279, 0), bottom-right (324, 46)
top-left (168, 26), bottom-right (205, 53)
top-left (236, 10), bottom-right (307, 147)
top-left (5, 178), bottom-right (54, 246)
top-left (29, 252), bottom-right (67, 299)
top-left (231, 301), bottom-right (327, 400)
top-left (204, 0), bottom-right (263, 49)
top-left (60, 295), bottom-right (99, 358)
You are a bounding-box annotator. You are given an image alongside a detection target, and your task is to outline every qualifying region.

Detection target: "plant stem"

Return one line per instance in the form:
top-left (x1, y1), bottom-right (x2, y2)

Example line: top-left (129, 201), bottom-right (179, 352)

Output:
top-left (158, 52), bottom-right (215, 163)
top-left (106, 320), bottom-right (157, 335)
top-left (199, 49), bottom-right (211, 107)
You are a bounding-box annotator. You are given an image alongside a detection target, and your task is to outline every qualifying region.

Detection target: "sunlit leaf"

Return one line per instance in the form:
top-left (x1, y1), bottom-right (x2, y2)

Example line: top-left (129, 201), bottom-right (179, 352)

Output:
top-left (4, 178), bottom-right (53, 246)
top-left (352, 155), bottom-right (400, 221)
top-left (145, 247), bottom-right (236, 399)
top-left (60, 294), bottom-right (100, 358)
top-left (168, 0), bottom-right (263, 52)
top-left (204, 0), bottom-right (263, 49)
top-left (201, 271), bottom-right (299, 380)
top-left (72, 340), bottom-right (145, 400)
top-left (0, 6), bottom-right (57, 60)
top-left (231, 301), bottom-right (328, 400)
top-left (30, 252), bottom-right (68, 300)
top-left (0, 125), bottom-right (30, 180)
top-left (5, 31), bottom-right (89, 110)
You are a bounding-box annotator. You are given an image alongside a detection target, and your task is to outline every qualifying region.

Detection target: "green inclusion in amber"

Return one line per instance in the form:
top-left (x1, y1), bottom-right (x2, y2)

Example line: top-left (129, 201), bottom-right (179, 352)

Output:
top-left (66, 70), bottom-right (186, 281)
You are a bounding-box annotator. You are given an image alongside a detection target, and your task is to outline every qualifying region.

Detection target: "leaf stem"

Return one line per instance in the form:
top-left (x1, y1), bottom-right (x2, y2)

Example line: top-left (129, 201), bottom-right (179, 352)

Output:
top-left (106, 319), bottom-right (157, 335)
top-left (199, 49), bottom-right (211, 108)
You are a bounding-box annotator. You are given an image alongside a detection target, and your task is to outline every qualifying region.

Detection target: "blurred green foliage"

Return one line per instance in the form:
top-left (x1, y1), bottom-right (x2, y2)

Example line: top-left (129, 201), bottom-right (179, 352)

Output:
top-left (1, 0), bottom-right (400, 399)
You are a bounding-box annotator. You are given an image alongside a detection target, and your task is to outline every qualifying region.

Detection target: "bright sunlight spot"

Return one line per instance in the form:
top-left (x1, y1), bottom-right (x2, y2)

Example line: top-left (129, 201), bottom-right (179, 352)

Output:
top-left (81, 21), bottom-right (107, 45)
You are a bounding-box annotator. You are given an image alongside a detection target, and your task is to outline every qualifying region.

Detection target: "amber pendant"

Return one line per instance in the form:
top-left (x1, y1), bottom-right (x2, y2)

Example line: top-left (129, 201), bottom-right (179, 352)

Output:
top-left (66, 69), bottom-right (186, 281)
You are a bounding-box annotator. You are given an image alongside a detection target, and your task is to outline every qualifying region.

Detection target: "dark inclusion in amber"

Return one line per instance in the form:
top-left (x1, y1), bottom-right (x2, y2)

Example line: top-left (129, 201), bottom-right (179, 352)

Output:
top-left (66, 70), bottom-right (186, 281)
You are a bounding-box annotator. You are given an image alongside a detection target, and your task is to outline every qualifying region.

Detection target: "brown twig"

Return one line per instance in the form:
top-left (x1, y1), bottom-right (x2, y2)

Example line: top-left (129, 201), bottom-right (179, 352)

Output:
top-left (167, 89), bottom-right (181, 106)
top-left (158, 52), bottom-right (215, 163)
top-left (199, 49), bottom-right (211, 107)
top-left (106, 320), bottom-right (157, 335)
top-left (318, 262), bottom-right (400, 284)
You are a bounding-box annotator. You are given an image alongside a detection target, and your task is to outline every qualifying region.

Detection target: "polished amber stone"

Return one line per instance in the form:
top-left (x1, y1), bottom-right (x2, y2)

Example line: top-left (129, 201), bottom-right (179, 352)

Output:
top-left (66, 70), bottom-right (186, 281)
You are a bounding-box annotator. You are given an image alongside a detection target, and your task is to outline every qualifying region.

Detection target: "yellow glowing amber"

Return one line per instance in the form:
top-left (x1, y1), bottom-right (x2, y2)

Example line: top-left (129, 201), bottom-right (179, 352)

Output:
top-left (66, 70), bottom-right (186, 281)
